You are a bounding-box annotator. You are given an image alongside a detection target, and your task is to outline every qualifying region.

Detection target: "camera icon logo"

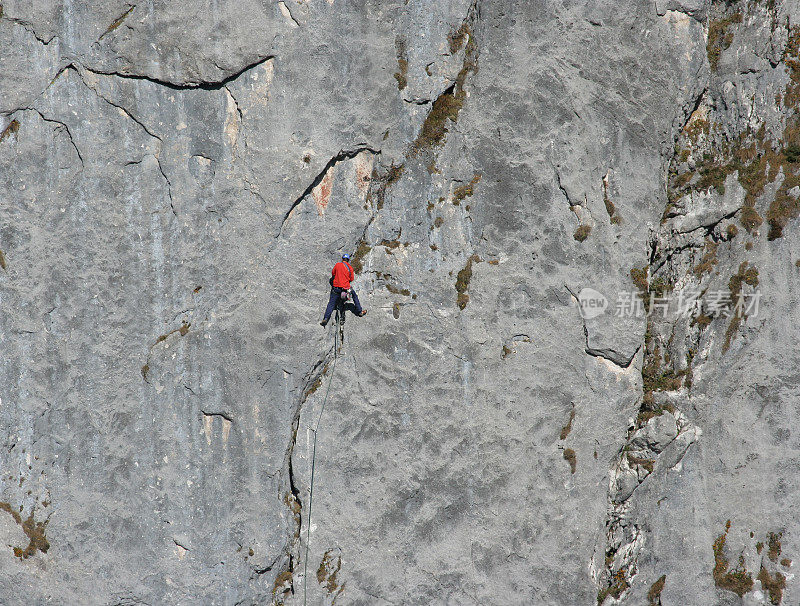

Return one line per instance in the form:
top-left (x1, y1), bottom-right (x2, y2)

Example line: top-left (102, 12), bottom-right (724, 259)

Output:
top-left (577, 288), bottom-right (608, 319)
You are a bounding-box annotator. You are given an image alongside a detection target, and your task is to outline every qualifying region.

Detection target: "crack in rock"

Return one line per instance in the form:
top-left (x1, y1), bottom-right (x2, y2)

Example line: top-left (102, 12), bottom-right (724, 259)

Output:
top-left (3, 16), bottom-right (57, 45)
top-left (86, 55), bottom-right (276, 90)
top-left (595, 407), bottom-right (701, 603)
top-left (565, 285), bottom-right (639, 368)
top-left (274, 344), bottom-right (337, 601)
top-left (277, 1), bottom-right (300, 28)
top-left (76, 66), bottom-right (176, 215)
top-left (26, 108), bottom-right (85, 169)
top-left (96, 4), bottom-right (137, 43)
top-left (584, 332), bottom-right (641, 369)
top-left (201, 411), bottom-right (233, 423)
top-left (277, 147), bottom-right (380, 238)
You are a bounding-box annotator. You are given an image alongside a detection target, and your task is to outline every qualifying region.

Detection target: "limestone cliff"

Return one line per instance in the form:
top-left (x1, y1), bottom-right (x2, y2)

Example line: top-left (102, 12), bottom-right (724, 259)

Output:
top-left (1, 1), bottom-right (799, 604)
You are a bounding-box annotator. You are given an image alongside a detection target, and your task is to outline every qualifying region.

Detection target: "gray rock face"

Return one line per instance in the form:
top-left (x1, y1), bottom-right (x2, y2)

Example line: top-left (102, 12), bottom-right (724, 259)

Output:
top-left (2, 0), bottom-right (800, 604)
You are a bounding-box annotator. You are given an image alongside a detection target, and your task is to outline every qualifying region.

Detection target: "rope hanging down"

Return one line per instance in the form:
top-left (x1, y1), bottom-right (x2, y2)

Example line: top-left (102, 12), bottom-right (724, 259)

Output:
top-left (303, 309), bottom-right (341, 606)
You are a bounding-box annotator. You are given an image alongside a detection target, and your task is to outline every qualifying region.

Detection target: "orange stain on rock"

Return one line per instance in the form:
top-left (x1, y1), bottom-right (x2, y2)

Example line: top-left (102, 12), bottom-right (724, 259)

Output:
top-left (355, 152), bottom-right (374, 197)
top-left (313, 168), bottom-right (335, 216)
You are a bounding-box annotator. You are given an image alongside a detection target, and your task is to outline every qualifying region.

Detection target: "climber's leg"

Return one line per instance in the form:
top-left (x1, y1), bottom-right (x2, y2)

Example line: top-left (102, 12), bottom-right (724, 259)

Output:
top-left (350, 289), bottom-right (365, 316)
top-left (321, 287), bottom-right (341, 326)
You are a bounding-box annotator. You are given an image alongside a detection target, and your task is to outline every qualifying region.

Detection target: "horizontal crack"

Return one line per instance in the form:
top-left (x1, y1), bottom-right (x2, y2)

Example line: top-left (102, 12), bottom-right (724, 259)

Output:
top-left (202, 411), bottom-right (233, 423)
top-left (585, 341), bottom-right (641, 369)
top-left (86, 55), bottom-right (276, 90)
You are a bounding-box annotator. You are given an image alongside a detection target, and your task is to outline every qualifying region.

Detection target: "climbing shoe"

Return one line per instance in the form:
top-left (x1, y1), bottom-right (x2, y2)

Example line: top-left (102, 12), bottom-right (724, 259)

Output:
top-left (359, 310), bottom-right (368, 317)
top-left (320, 320), bottom-right (328, 327)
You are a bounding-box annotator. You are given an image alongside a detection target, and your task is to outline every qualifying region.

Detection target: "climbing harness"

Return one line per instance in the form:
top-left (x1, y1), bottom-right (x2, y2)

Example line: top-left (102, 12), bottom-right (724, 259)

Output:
top-left (303, 301), bottom-right (344, 606)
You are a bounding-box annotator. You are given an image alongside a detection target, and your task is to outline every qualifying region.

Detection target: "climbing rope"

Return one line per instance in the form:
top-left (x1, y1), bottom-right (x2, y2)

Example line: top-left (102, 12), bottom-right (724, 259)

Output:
top-left (303, 306), bottom-right (342, 606)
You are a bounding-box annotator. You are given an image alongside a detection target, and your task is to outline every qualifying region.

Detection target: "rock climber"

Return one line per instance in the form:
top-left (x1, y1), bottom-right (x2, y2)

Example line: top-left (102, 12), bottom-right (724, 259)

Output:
top-left (320, 253), bottom-right (367, 327)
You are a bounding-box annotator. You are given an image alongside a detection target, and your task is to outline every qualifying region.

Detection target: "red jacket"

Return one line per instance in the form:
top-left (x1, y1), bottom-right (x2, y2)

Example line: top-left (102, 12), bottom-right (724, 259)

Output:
top-left (332, 261), bottom-right (355, 289)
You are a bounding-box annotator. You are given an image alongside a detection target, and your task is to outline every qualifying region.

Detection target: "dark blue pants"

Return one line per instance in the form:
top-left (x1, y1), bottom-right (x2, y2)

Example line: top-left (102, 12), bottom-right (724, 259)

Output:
top-left (322, 287), bottom-right (362, 322)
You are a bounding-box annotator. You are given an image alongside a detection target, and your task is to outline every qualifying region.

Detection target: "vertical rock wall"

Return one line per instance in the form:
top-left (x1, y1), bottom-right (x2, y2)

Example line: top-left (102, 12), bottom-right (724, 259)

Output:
top-left (1, 1), bottom-right (799, 604)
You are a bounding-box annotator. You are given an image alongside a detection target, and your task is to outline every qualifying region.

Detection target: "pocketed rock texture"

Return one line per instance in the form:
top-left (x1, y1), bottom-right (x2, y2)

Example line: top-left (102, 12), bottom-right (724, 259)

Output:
top-left (2, 0), bottom-right (800, 604)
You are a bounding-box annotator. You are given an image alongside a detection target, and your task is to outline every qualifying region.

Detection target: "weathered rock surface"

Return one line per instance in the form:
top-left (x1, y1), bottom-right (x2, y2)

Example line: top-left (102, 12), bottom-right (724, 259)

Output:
top-left (2, 0), bottom-right (800, 604)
